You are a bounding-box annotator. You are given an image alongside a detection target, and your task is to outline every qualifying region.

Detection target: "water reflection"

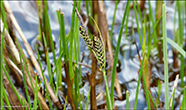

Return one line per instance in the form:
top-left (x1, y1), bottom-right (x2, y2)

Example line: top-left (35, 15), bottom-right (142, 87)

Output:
top-left (8, 1), bottom-right (184, 109)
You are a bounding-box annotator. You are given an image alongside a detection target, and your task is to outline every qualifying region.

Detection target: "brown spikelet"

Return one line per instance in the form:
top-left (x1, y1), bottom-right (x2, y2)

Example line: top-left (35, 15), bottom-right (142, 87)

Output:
top-left (79, 26), bottom-right (93, 49)
top-left (93, 36), bottom-right (105, 69)
top-left (78, 26), bottom-right (106, 70)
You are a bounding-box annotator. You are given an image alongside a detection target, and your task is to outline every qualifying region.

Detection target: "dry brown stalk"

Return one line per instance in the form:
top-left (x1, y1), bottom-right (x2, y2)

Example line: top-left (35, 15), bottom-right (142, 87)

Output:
top-left (157, 42), bottom-right (163, 64)
top-left (169, 75), bottom-right (179, 108)
top-left (172, 48), bottom-right (179, 73)
top-left (90, 50), bottom-right (97, 109)
top-left (6, 14), bottom-right (36, 78)
top-left (132, 31), bottom-right (154, 109)
top-left (74, 2), bottom-right (98, 109)
top-left (3, 47), bottom-right (23, 87)
top-left (98, 1), bottom-right (123, 100)
top-left (1, 20), bottom-right (49, 109)
top-left (3, 95), bottom-right (15, 110)
top-left (143, 58), bottom-right (154, 109)
top-left (156, 1), bottom-right (163, 64)
top-left (89, 1), bottom-right (99, 109)
top-left (23, 68), bottom-right (49, 109)
top-left (3, 71), bottom-right (29, 110)
top-left (0, 20), bottom-right (20, 64)
top-left (139, 1), bottom-right (146, 10)
top-left (169, 48), bottom-right (179, 81)
top-left (79, 9), bottom-right (95, 34)
top-left (3, 1), bottom-right (62, 109)
top-left (130, 1), bottom-right (146, 10)
top-left (64, 63), bottom-right (75, 110)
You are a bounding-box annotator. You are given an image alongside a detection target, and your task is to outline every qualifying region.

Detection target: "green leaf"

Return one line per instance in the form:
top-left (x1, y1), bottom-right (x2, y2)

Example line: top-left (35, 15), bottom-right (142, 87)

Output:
top-left (167, 38), bottom-right (186, 57)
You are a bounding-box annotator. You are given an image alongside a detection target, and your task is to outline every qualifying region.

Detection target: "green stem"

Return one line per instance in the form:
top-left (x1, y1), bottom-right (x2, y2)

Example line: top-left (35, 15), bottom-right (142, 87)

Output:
top-left (162, 3), bottom-right (169, 109)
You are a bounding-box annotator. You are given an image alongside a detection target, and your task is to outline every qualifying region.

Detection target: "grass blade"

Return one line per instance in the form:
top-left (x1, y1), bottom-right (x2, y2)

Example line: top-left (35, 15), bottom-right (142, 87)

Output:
top-left (147, 90), bottom-right (156, 109)
top-left (3, 66), bottom-right (23, 106)
top-left (141, 56), bottom-right (151, 109)
top-left (110, 0), bottom-right (119, 42)
top-left (43, 33), bottom-right (55, 92)
top-left (126, 90), bottom-right (129, 109)
top-left (86, 86), bottom-right (91, 110)
top-left (133, 1), bottom-right (142, 46)
top-left (69, 1), bottom-right (76, 80)
top-left (0, 2), bottom-right (6, 108)
top-left (166, 38), bottom-right (186, 57)
top-left (156, 80), bottom-right (162, 107)
top-left (19, 55), bottom-right (31, 109)
top-left (36, 45), bottom-right (52, 109)
top-left (111, 0), bottom-right (130, 105)
top-left (0, 20), bottom-right (5, 110)
top-left (181, 86), bottom-right (186, 109)
top-left (74, 1), bottom-right (82, 109)
top-left (134, 54), bottom-right (145, 109)
top-left (162, 3), bottom-right (169, 109)
top-left (69, 1), bottom-right (78, 108)
top-left (63, 96), bottom-right (68, 110)
top-left (3, 86), bottom-right (12, 110)
top-left (177, 1), bottom-right (185, 88)
top-left (43, 1), bottom-right (56, 64)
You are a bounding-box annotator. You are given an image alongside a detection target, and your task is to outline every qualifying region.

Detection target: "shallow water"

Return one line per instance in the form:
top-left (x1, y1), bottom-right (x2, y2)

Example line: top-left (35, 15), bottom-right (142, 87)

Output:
top-left (8, 1), bottom-right (185, 109)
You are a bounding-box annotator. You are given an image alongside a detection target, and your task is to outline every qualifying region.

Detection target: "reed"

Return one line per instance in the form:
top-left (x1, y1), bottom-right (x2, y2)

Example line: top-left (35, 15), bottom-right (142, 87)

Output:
top-left (134, 54), bottom-right (145, 109)
top-left (19, 51), bottom-right (31, 109)
top-left (0, 14), bottom-right (5, 110)
top-left (126, 90), bottom-right (129, 109)
top-left (1, 1), bottom-right (186, 109)
top-left (0, 2), bottom-right (6, 108)
top-left (177, 1), bottom-right (185, 88)
top-left (86, 86), bottom-right (91, 110)
top-left (162, 3), bottom-right (169, 109)
top-left (36, 45), bottom-right (52, 109)
top-left (3, 86), bottom-right (12, 110)
top-left (156, 80), bottom-right (162, 108)
top-left (74, 1), bottom-right (82, 109)
top-left (111, 1), bottom-right (130, 106)
top-left (3, 66), bottom-right (23, 106)
top-left (181, 86), bottom-right (186, 109)
top-left (110, 0), bottom-right (119, 42)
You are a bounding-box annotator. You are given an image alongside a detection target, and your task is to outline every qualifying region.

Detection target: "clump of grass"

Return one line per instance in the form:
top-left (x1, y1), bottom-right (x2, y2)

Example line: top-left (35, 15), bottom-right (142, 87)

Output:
top-left (77, 10), bottom-right (112, 109)
top-left (0, 1), bottom-right (186, 110)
